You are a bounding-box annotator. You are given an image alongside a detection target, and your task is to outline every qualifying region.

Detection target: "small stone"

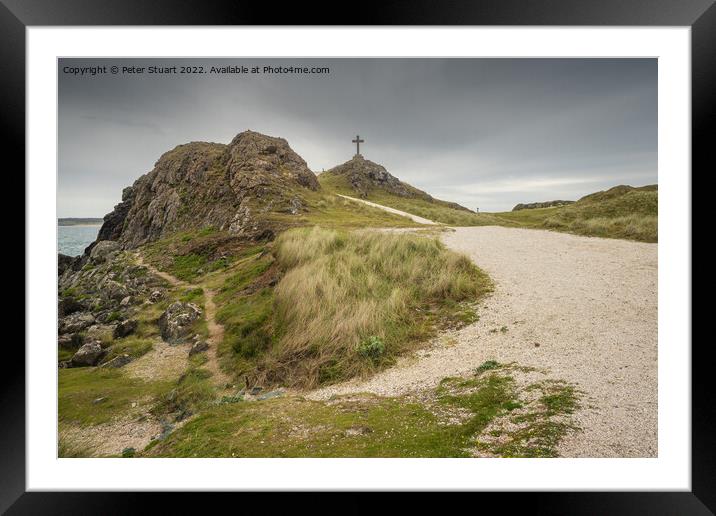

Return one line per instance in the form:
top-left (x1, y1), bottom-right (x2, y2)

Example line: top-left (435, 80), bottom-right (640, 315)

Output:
top-left (345, 426), bottom-right (373, 437)
top-left (93, 397), bottom-right (107, 404)
top-left (120, 295), bottom-right (132, 306)
top-left (188, 339), bottom-right (209, 356)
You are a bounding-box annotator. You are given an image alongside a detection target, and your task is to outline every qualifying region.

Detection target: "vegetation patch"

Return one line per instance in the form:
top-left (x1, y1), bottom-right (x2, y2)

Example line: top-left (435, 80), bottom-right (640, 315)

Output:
top-left (58, 368), bottom-right (172, 426)
top-left (494, 185), bottom-right (658, 242)
top-left (143, 228), bottom-right (259, 281)
top-left (319, 173), bottom-right (503, 226)
top-left (142, 362), bottom-right (579, 458)
top-left (260, 227), bottom-right (492, 388)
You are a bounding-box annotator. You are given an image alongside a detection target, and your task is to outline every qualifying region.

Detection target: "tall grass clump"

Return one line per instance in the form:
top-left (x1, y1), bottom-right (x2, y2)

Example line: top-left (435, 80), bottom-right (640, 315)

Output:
top-left (259, 227), bottom-right (491, 388)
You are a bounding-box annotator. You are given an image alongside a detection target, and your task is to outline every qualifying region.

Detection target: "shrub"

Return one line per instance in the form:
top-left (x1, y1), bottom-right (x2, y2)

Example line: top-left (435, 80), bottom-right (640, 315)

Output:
top-left (357, 336), bottom-right (386, 362)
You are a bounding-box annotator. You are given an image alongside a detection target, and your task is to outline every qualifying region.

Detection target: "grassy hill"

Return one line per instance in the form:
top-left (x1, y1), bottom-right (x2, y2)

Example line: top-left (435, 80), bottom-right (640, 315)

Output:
top-left (319, 172), bottom-right (505, 227)
top-left (494, 185), bottom-right (658, 242)
top-left (321, 167), bottom-right (657, 242)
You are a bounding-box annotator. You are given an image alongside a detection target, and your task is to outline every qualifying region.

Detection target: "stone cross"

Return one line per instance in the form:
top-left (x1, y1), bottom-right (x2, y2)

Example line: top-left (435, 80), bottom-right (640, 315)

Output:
top-left (352, 134), bottom-right (364, 156)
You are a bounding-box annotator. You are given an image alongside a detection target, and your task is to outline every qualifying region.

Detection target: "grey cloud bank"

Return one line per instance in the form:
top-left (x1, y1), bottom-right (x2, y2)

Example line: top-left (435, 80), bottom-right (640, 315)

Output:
top-left (58, 58), bottom-right (656, 216)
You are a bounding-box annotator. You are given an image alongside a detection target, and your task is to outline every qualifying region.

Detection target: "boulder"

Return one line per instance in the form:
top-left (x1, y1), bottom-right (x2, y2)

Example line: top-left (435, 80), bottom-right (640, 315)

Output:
top-left (89, 240), bottom-right (121, 263)
top-left (149, 290), bottom-right (164, 303)
top-left (158, 302), bottom-right (202, 344)
top-left (114, 319), bottom-right (138, 339)
top-left (84, 324), bottom-right (116, 345)
top-left (59, 312), bottom-right (95, 334)
top-left (70, 340), bottom-right (106, 367)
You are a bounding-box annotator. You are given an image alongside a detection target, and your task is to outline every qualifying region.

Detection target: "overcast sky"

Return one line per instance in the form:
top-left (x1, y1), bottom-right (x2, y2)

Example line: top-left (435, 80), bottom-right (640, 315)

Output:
top-left (58, 58), bottom-right (656, 216)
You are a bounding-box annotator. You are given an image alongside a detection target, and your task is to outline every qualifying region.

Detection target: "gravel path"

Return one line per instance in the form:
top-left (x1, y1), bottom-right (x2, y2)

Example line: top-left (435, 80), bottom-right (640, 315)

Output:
top-left (337, 194), bottom-right (437, 225)
top-left (310, 225), bottom-right (657, 458)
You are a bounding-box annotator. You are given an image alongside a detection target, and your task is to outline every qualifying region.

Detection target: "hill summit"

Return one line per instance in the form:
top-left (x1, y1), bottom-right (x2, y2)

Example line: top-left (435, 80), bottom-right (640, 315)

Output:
top-left (96, 130), bottom-right (319, 248)
top-left (320, 155), bottom-right (472, 213)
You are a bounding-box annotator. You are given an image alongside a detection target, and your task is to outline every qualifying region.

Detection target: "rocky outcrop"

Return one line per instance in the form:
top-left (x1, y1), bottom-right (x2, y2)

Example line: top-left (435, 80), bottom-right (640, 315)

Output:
top-left (158, 302), bottom-right (202, 344)
top-left (323, 155), bottom-right (472, 212)
top-left (89, 240), bottom-right (121, 263)
top-left (512, 200), bottom-right (575, 211)
top-left (325, 155), bottom-right (419, 199)
top-left (95, 130), bottom-right (320, 249)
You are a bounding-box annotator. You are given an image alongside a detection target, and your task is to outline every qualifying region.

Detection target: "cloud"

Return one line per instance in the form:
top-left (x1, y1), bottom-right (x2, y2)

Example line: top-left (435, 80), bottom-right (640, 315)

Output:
top-left (58, 58), bottom-right (657, 216)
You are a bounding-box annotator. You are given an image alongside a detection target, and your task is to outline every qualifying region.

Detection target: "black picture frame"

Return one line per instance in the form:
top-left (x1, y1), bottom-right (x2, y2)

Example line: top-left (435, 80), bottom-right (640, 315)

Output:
top-left (6, 0), bottom-right (708, 512)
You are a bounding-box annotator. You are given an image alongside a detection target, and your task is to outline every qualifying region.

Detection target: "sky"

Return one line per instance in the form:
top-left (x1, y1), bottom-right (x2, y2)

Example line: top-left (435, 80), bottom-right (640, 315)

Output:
top-left (58, 58), bottom-right (657, 216)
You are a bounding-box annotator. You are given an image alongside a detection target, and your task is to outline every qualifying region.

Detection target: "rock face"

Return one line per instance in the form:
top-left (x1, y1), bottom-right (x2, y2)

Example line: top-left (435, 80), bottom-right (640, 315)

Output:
top-left (95, 130), bottom-right (320, 249)
top-left (158, 302), bottom-right (202, 344)
top-left (325, 155), bottom-right (418, 198)
top-left (323, 155), bottom-right (472, 212)
top-left (512, 200), bottom-right (575, 211)
top-left (89, 240), bottom-right (121, 263)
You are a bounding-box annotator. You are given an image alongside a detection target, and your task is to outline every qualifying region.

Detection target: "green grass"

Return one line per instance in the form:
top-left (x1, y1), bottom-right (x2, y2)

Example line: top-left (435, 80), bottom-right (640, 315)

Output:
top-left (58, 368), bottom-right (172, 426)
top-left (321, 173), bottom-right (657, 242)
top-left (152, 368), bottom-right (216, 420)
top-left (142, 227), bottom-right (239, 281)
top-left (102, 336), bottom-right (154, 362)
top-left (299, 192), bottom-right (420, 228)
top-left (206, 227), bottom-right (491, 388)
top-left (319, 173), bottom-right (502, 226)
top-left (493, 185), bottom-right (658, 242)
top-left (142, 363), bottom-right (579, 458)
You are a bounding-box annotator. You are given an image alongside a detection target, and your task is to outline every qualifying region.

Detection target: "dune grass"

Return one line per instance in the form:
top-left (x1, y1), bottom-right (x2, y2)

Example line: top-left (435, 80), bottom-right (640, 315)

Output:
top-left (256, 227), bottom-right (492, 388)
top-left (495, 186), bottom-right (658, 242)
top-left (209, 227), bottom-right (491, 388)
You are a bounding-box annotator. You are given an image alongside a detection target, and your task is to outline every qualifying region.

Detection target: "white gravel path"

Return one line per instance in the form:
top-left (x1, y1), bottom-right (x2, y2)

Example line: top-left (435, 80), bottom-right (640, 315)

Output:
top-left (310, 223), bottom-right (657, 458)
top-left (337, 194), bottom-right (437, 225)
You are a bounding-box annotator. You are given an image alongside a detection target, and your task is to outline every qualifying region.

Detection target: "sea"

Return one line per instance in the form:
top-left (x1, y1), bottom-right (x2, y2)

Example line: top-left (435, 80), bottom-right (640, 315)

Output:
top-left (58, 225), bottom-right (101, 257)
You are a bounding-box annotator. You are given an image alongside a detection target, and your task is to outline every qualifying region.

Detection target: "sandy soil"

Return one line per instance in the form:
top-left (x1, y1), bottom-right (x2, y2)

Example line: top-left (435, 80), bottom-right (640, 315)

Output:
top-left (311, 225), bottom-right (657, 458)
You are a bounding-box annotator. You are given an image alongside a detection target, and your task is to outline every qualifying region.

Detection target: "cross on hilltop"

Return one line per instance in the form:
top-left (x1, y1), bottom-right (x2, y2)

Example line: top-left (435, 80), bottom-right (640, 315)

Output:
top-left (352, 134), bottom-right (364, 157)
